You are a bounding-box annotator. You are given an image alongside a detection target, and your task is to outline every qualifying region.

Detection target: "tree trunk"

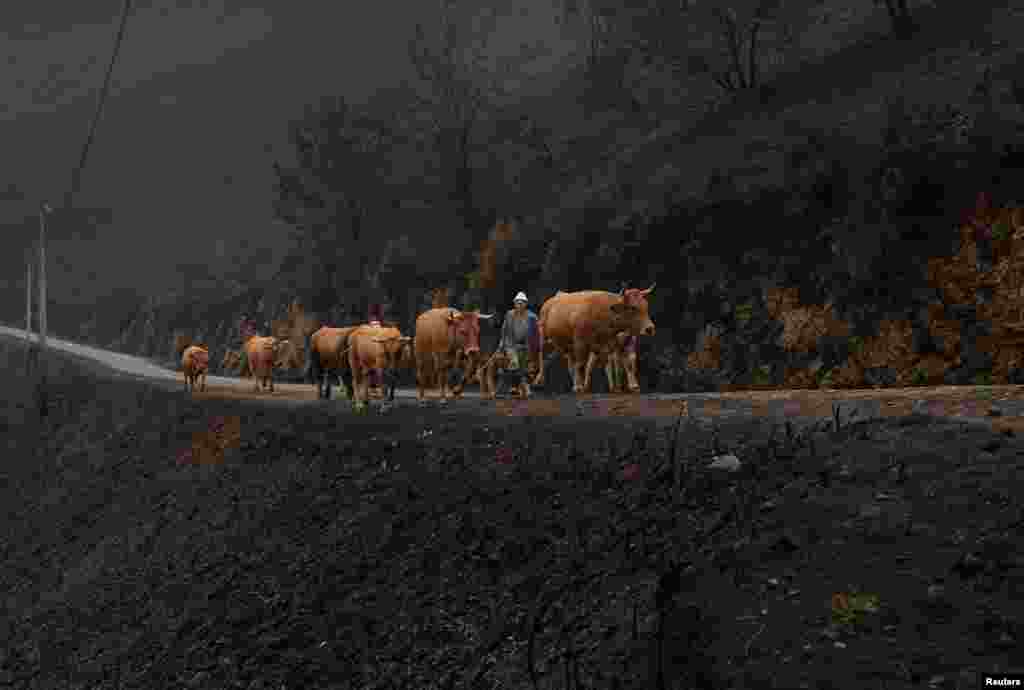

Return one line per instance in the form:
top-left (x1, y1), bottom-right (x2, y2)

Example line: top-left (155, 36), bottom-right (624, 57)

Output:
top-left (351, 206), bottom-right (368, 319)
top-left (886, 0), bottom-right (915, 38)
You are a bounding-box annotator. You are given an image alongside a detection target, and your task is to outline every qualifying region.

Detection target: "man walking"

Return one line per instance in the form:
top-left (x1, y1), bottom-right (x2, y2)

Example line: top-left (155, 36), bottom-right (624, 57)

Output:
top-left (497, 291), bottom-right (539, 398)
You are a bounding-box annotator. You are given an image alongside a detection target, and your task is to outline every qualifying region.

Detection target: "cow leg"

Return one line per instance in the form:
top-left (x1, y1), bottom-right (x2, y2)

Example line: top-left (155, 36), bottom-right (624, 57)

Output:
top-left (453, 353), bottom-right (472, 399)
top-left (357, 368), bottom-right (369, 407)
top-left (606, 355), bottom-right (619, 393)
top-left (435, 354), bottom-right (449, 402)
top-left (483, 360), bottom-right (496, 399)
top-left (599, 353), bottom-right (617, 392)
top-left (571, 346), bottom-right (590, 394)
top-left (430, 354), bottom-right (441, 399)
top-left (583, 351), bottom-right (599, 393)
top-left (201, 372), bottom-right (207, 392)
top-left (611, 352), bottom-right (627, 393)
top-left (518, 366), bottom-right (531, 399)
top-left (350, 367), bottom-right (362, 406)
top-left (624, 352), bottom-right (640, 392)
top-left (557, 350), bottom-right (574, 394)
top-left (533, 345), bottom-right (546, 386)
top-left (416, 360), bottom-right (427, 401)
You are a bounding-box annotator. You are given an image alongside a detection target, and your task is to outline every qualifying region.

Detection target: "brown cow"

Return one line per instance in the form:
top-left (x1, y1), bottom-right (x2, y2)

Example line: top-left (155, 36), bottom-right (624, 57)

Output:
top-left (346, 324), bottom-right (414, 410)
top-left (221, 349), bottom-right (251, 378)
top-left (273, 338), bottom-right (304, 371)
top-left (584, 332), bottom-right (640, 393)
top-left (534, 285), bottom-right (655, 394)
top-left (414, 307), bottom-right (494, 403)
top-left (305, 325), bottom-right (361, 400)
top-left (243, 335), bottom-right (281, 393)
top-left (181, 344), bottom-right (209, 393)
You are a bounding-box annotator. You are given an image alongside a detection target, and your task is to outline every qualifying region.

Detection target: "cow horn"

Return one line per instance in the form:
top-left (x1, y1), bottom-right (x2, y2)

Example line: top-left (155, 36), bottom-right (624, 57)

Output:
top-left (477, 313), bottom-right (494, 319)
top-left (641, 283), bottom-right (656, 295)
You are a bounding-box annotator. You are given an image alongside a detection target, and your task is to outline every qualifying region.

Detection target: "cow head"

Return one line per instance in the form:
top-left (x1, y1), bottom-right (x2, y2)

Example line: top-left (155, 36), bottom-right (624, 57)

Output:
top-left (610, 284), bottom-right (656, 337)
top-left (222, 349), bottom-right (242, 370)
top-left (442, 310), bottom-right (491, 392)
top-left (446, 309), bottom-right (494, 355)
top-left (372, 335), bottom-right (415, 368)
top-left (274, 339), bottom-right (301, 369)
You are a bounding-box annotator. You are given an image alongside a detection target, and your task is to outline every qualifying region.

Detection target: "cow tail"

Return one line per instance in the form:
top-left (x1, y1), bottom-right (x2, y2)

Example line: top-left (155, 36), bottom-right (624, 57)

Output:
top-left (304, 332), bottom-right (319, 384)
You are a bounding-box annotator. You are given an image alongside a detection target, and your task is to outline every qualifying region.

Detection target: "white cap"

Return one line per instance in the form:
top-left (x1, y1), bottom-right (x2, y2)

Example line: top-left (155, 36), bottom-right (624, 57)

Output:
top-left (514, 292), bottom-right (528, 303)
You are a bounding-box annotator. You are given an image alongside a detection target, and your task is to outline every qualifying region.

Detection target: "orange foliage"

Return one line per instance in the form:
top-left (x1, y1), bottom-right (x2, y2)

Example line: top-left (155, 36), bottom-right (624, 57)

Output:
top-left (686, 333), bottom-right (721, 371)
top-left (477, 219), bottom-right (518, 291)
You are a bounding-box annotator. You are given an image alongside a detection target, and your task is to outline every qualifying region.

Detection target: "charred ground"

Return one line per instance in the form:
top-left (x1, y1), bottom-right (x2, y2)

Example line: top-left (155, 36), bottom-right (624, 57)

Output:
top-left (2, 341), bottom-right (1022, 689)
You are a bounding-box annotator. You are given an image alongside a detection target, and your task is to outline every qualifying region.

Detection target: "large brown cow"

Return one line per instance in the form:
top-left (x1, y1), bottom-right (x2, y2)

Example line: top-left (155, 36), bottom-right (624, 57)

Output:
top-left (243, 335), bottom-right (281, 393)
top-left (414, 307), bottom-right (494, 403)
top-left (534, 285), bottom-right (655, 394)
top-left (346, 324), bottom-right (414, 410)
top-left (304, 325), bottom-right (361, 400)
top-left (181, 344), bottom-right (209, 393)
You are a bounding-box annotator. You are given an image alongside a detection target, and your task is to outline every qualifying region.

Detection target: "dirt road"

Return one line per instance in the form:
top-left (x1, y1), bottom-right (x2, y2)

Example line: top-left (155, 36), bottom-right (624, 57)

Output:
top-left (5, 324), bottom-right (1024, 432)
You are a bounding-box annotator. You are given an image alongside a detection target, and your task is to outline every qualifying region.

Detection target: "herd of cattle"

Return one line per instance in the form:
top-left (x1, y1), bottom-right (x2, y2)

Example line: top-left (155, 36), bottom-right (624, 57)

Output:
top-left (176, 285), bottom-right (656, 408)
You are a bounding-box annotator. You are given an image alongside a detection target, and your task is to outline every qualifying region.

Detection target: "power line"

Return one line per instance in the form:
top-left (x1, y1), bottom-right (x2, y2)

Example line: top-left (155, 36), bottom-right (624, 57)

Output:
top-left (63, 0), bottom-right (133, 211)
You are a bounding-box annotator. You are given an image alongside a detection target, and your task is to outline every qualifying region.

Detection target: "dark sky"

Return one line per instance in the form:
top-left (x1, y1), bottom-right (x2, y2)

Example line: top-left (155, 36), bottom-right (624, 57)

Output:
top-left (2, 0), bottom-right (577, 310)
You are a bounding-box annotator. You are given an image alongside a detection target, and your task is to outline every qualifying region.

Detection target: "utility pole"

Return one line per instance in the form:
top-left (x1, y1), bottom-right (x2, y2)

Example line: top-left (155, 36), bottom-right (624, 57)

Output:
top-left (25, 256), bottom-right (32, 344)
top-left (39, 201), bottom-right (51, 352)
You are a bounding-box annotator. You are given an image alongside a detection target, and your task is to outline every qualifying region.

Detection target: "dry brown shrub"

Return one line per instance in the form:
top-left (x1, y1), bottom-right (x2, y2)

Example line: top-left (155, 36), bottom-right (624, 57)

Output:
top-left (780, 303), bottom-right (849, 352)
top-left (764, 287), bottom-right (800, 320)
top-left (909, 353), bottom-right (949, 385)
top-left (431, 287), bottom-right (450, 308)
top-left (990, 348), bottom-right (1018, 384)
top-left (782, 367), bottom-right (818, 388)
top-left (271, 318), bottom-right (291, 339)
top-left (189, 415), bottom-right (242, 465)
top-left (826, 352), bottom-right (864, 387)
top-left (686, 334), bottom-right (721, 371)
top-left (697, 199), bottom-right (1024, 390)
top-left (287, 299), bottom-right (318, 337)
top-left (477, 219), bottom-right (518, 291)
top-left (780, 308), bottom-right (820, 352)
top-left (926, 307), bottom-right (962, 357)
top-left (173, 333), bottom-right (192, 356)
top-left (857, 319), bottom-right (914, 370)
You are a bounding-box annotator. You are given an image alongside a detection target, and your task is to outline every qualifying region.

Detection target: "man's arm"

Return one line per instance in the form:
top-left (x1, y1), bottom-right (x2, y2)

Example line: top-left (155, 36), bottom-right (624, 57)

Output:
top-left (497, 310), bottom-right (509, 350)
